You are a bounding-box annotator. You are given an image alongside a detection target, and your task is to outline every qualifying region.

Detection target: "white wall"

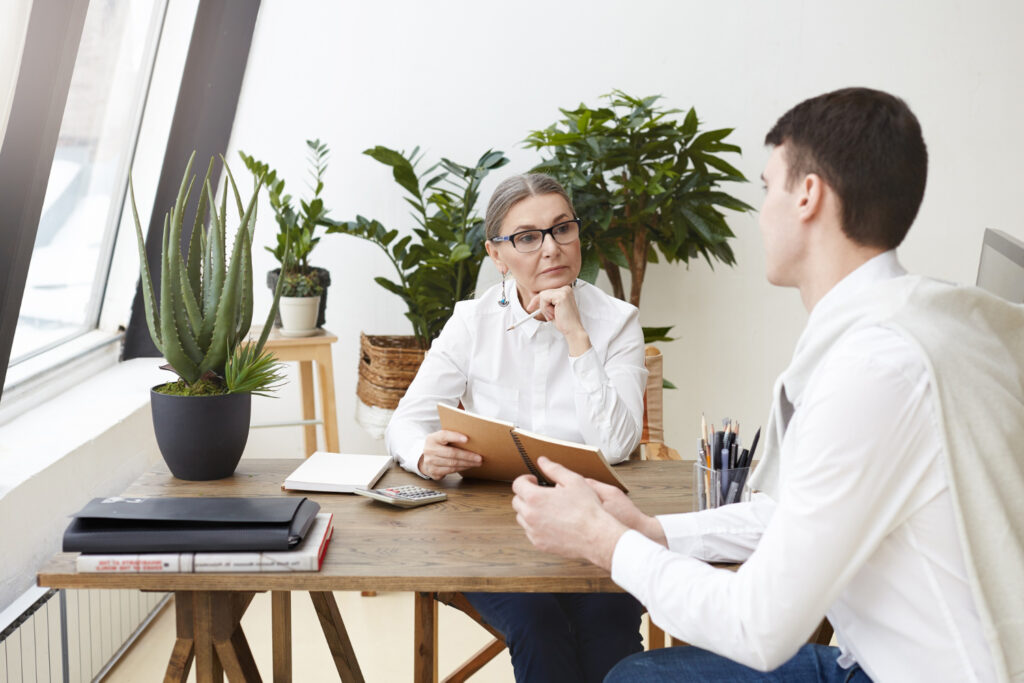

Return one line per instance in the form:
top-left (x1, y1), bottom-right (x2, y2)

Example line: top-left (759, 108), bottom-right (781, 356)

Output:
top-left (227, 0), bottom-right (1024, 458)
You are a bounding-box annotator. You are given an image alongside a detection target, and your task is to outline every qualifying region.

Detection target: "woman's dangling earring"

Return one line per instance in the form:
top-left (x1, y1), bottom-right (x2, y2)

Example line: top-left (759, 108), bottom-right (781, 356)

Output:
top-left (498, 271), bottom-right (510, 307)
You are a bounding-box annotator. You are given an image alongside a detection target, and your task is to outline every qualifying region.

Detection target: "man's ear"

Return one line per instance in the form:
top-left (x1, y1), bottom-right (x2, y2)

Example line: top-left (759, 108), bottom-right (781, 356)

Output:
top-left (484, 241), bottom-right (507, 274)
top-left (797, 173), bottom-right (825, 222)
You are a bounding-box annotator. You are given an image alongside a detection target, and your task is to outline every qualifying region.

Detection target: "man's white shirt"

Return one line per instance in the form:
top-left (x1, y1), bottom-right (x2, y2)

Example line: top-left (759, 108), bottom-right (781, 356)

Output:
top-left (611, 252), bottom-right (995, 682)
top-left (386, 280), bottom-right (648, 476)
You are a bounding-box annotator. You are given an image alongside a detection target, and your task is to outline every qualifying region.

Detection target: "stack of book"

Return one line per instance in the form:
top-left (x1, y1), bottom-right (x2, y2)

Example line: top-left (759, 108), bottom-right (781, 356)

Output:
top-left (64, 496), bottom-right (333, 574)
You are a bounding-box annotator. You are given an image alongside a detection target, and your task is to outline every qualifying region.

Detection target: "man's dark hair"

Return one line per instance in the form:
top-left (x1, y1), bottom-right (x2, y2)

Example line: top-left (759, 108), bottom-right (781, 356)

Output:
top-left (765, 88), bottom-right (928, 250)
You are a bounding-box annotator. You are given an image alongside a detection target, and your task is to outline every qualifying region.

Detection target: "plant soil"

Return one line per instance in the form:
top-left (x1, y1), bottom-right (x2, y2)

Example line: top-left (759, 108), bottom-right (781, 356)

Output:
top-left (155, 377), bottom-right (229, 396)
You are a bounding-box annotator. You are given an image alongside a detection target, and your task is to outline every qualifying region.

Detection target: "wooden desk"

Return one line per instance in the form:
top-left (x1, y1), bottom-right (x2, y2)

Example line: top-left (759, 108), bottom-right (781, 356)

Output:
top-left (257, 327), bottom-right (339, 456)
top-left (38, 459), bottom-right (693, 682)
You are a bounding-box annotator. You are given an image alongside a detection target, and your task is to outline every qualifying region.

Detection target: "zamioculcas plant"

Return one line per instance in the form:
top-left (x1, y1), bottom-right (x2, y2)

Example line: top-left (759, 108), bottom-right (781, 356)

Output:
top-left (326, 146), bottom-right (509, 348)
top-left (129, 152), bottom-right (285, 397)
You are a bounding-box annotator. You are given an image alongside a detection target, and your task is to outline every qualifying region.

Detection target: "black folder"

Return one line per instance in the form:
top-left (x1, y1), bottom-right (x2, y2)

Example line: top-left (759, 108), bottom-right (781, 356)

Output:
top-left (63, 497), bottom-right (320, 553)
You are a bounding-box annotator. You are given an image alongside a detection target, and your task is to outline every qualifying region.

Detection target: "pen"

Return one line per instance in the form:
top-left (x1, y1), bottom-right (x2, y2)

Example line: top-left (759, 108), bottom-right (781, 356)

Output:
top-left (738, 448), bottom-right (750, 469)
top-left (720, 447), bottom-right (731, 500)
top-left (747, 427), bottom-right (761, 464)
top-left (505, 310), bottom-right (545, 331)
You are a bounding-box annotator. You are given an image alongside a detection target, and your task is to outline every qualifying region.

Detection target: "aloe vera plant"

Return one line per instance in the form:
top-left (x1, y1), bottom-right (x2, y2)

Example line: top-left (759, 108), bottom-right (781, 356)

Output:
top-left (130, 152), bottom-right (285, 396)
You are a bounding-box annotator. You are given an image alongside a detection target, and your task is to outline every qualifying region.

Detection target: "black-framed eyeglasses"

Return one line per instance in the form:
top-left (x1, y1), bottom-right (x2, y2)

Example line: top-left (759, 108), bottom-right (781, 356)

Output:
top-left (490, 218), bottom-right (582, 253)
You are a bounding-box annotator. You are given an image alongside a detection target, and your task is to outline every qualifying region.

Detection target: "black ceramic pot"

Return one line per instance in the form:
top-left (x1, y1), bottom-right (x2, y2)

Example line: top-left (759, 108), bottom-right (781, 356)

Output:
top-left (150, 387), bottom-right (251, 480)
top-left (267, 267), bottom-right (330, 328)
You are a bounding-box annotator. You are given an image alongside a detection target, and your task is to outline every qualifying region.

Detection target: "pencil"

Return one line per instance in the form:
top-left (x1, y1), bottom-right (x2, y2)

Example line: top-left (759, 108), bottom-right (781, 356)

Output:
top-left (505, 310), bottom-right (545, 331)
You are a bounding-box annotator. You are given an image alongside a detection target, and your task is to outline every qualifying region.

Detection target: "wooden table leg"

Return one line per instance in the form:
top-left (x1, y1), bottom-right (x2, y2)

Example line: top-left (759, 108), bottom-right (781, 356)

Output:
top-left (192, 592), bottom-right (224, 683)
top-left (413, 592), bottom-right (438, 683)
top-left (272, 591), bottom-right (292, 682)
top-left (299, 360), bottom-right (316, 456)
top-left (309, 591), bottom-right (364, 682)
top-left (165, 592), bottom-right (195, 682)
top-left (211, 592), bottom-right (261, 682)
top-left (315, 347), bottom-right (339, 453)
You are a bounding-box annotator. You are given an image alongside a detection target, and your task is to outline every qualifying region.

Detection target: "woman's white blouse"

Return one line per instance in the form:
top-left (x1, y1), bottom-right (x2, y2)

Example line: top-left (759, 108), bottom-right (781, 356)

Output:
top-left (385, 280), bottom-right (648, 477)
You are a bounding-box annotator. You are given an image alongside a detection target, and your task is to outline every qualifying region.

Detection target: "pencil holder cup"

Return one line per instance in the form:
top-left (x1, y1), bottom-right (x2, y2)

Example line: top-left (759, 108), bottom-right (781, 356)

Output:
top-left (693, 462), bottom-right (750, 511)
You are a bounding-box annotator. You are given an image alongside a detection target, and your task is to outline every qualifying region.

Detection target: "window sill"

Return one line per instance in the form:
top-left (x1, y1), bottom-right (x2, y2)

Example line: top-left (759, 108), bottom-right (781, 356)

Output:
top-left (0, 329), bottom-right (124, 425)
top-left (0, 357), bottom-right (167, 495)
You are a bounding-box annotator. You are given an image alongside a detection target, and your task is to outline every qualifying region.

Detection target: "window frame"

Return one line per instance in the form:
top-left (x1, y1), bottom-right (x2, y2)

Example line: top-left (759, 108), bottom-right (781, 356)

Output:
top-left (0, 0), bottom-right (91, 396)
top-left (5, 0), bottom-right (169, 370)
top-left (1, 0), bottom-right (262, 416)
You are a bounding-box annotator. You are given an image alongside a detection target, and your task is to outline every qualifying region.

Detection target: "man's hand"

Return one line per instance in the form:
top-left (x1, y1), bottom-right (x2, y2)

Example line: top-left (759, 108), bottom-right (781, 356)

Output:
top-left (525, 286), bottom-right (591, 357)
top-left (586, 479), bottom-right (667, 546)
top-left (511, 457), bottom-right (629, 570)
top-left (418, 430), bottom-right (482, 480)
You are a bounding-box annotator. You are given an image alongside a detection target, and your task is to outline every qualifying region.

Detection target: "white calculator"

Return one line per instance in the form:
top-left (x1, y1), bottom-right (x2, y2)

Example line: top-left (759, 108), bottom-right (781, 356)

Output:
top-left (353, 484), bottom-right (447, 508)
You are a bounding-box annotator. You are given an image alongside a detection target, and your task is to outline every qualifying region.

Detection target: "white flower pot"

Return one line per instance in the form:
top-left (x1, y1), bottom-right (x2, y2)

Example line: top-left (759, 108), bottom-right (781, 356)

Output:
top-left (278, 296), bottom-right (321, 337)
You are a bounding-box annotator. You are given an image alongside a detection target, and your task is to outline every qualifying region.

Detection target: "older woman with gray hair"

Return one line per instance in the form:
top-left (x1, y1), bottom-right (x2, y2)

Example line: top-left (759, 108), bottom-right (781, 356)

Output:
top-left (386, 173), bottom-right (648, 682)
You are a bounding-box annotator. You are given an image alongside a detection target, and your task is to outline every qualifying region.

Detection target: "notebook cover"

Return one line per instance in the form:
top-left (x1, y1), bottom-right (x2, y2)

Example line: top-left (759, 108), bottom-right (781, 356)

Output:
top-left (437, 404), bottom-right (628, 491)
top-left (437, 404), bottom-right (532, 483)
top-left (63, 497), bottom-right (319, 553)
top-left (511, 429), bottom-right (628, 492)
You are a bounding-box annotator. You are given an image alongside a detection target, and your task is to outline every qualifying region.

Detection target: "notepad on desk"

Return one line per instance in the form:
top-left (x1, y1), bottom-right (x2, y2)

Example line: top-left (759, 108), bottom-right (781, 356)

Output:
top-left (437, 404), bottom-right (628, 492)
top-left (283, 451), bottom-right (393, 493)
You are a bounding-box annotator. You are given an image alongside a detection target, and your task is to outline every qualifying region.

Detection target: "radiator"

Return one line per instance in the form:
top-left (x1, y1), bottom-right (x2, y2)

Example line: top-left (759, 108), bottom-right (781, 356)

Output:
top-left (0, 587), bottom-right (168, 683)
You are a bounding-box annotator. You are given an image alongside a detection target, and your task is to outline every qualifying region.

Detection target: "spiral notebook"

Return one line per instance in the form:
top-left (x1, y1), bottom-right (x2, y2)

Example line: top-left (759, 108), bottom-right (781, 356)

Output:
top-left (437, 404), bottom-right (628, 492)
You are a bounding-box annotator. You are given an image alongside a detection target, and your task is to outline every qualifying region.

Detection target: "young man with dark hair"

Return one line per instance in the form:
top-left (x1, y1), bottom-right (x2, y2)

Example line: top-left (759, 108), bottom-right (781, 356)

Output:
top-left (511, 88), bottom-right (1024, 682)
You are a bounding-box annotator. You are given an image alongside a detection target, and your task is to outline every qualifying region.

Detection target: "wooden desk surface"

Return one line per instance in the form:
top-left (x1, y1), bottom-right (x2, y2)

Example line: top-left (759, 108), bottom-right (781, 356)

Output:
top-left (38, 459), bottom-right (693, 594)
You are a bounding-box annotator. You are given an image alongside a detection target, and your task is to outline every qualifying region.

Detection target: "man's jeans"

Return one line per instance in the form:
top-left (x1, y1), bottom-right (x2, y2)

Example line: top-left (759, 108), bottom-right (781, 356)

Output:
top-left (605, 643), bottom-right (871, 682)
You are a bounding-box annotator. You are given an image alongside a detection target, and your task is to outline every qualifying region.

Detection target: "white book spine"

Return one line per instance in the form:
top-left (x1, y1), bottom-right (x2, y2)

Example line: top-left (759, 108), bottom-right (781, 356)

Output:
top-left (75, 552), bottom-right (323, 573)
top-left (191, 553), bottom-right (319, 572)
top-left (75, 513), bottom-right (333, 573)
top-left (75, 554), bottom-right (195, 573)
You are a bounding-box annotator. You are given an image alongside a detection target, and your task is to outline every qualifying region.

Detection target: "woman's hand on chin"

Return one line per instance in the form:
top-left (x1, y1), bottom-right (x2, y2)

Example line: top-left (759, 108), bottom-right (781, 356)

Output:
top-left (526, 285), bottom-right (592, 356)
top-left (419, 429), bottom-right (483, 480)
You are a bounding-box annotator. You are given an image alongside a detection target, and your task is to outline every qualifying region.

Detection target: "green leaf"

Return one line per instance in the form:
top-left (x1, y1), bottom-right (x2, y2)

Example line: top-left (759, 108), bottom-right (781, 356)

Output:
top-left (449, 243), bottom-right (471, 263)
top-left (642, 325), bottom-right (676, 344)
top-left (226, 343), bottom-right (286, 396)
top-left (364, 146), bottom-right (421, 200)
top-left (579, 245), bottom-right (601, 283)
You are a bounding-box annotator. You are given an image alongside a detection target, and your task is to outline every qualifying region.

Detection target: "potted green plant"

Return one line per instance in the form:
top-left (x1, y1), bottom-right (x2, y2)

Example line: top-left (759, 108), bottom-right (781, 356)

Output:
top-left (239, 139), bottom-right (333, 328)
top-left (278, 270), bottom-right (325, 337)
top-left (325, 146), bottom-right (508, 433)
top-left (525, 89), bottom-right (753, 307)
top-left (525, 90), bottom-right (752, 421)
top-left (129, 152), bottom-right (286, 480)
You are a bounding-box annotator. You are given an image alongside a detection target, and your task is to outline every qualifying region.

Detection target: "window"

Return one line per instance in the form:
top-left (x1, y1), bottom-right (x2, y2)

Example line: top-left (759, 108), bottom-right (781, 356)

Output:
top-left (7, 1), bottom-right (165, 366)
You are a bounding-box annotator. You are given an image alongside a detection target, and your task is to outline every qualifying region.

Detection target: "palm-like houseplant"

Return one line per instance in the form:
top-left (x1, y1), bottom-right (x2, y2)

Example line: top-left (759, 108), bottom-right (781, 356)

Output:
top-left (525, 90), bottom-right (753, 308)
top-left (130, 152), bottom-right (285, 480)
top-left (526, 90), bottom-right (753, 407)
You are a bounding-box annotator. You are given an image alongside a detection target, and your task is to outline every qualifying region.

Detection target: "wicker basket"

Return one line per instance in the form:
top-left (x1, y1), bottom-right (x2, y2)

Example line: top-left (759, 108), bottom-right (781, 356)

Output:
top-left (356, 333), bottom-right (426, 410)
